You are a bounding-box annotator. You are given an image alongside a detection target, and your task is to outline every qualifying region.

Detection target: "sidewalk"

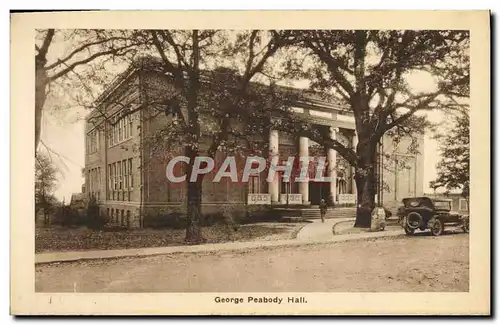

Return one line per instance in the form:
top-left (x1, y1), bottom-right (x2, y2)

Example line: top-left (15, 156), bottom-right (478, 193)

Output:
top-left (35, 219), bottom-right (405, 265)
top-left (295, 217), bottom-right (353, 241)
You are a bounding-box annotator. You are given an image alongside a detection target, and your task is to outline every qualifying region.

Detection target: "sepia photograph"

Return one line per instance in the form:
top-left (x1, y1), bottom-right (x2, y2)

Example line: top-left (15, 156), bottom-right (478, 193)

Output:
top-left (10, 10), bottom-right (490, 315)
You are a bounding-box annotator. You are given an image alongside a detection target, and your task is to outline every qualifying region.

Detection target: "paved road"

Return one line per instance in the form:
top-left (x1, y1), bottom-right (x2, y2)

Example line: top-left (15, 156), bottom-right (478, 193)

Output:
top-left (36, 233), bottom-right (469, 292)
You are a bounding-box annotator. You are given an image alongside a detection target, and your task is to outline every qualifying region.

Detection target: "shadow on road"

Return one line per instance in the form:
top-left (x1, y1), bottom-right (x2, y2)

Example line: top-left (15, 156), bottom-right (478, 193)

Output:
top-left (409, 229), bottom-right (468, 237)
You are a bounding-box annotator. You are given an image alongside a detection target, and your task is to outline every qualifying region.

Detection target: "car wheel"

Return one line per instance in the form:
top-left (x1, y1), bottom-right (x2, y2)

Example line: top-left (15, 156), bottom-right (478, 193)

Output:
top-left (430, 218), bottom-right (444, 236)
top-left (406, 212), bottom-right (423, 230)
top-left (401, 216), bottom-right (414, 235)
top-left (462, 217), bottom-right (469, 233)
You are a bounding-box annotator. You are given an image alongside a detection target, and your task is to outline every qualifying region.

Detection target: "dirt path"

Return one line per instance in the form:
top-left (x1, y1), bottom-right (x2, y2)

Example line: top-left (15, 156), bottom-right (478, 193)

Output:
top-left (36, 233), bottom-right (469, 292)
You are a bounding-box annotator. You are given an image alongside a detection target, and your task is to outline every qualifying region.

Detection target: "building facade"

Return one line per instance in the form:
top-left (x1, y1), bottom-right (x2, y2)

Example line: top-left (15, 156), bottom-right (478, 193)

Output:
top-left (84, 60), bottom-right (424, 227)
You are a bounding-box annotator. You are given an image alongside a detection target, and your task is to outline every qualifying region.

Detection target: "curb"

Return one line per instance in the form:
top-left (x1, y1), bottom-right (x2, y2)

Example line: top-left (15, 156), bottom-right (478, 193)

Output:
top-left (35, 229), bottom-right (404, 265)
top-left (332, 218), bottom-right (403, 235)
top-left (332, 219), bottom-right (355, 235)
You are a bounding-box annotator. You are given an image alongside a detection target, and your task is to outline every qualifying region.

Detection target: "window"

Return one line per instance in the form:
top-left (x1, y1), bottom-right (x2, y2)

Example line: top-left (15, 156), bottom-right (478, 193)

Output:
top-left (128, 158), bottom-right (133, 188)
top-left (128, 115), bottom-right (133, 137)
top-left (118, 162), bottom-right (122, 190)
top-left (249, 176), bottom-right (260, 194)
top-left (87, 130), bottom-right (99, 154)
top-left (117, 119), bottom-right (121, 142)
top-left (123, 117), bottom-right (127, 140)
top-left (124, 160), bottom-right (127, 185)
top-left (126, 210), bottom-right (131, 228)
top-left (459, 199), bottom-right (468, 211)
top-left (124, 115), bottom-right (129, 139)
top-left (120, 210), bottom-right (125, 226)
top-left (281, 178), bottom-right (292, 195)
top-left (113, 163), bottom-right (117, 190)
top-left (109, 116), bottom-right (117, 147)
top-left (122, 116), bottom-right (126, 139)
top-left (123, 160), bottom-right (128, 189)
top-left (120, 119), bottom-right (124, 142)
top-left (113, 119), bottom-right (117, 145)
top-left (108, 113), bottom-right (133, 147)
top-left (108, 165), bottom-right (112, 190)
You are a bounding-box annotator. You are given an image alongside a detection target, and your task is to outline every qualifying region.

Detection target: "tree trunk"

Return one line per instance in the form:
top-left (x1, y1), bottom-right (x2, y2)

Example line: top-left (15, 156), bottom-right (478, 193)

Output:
top-left (185, 173), bottom-right (203, 244)
top-left (35, 65), bottom-right (47, 152)
top-left (353, 144), bottom-right (377, 228)
top-left (184, 30), bottom-right (203, 244)
top-left (184, 142), bottom-right (204, 244)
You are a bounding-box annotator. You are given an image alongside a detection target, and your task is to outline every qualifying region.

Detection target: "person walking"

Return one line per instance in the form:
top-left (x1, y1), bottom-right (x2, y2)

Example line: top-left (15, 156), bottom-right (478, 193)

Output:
top-left (319, 199), bottom-right (328, 223)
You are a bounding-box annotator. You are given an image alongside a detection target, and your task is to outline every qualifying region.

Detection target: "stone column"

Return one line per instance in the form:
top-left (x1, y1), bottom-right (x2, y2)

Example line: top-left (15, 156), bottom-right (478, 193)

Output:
top-left (351, 132), bottom-right (359, 195)
top-left (298, 136), bottom-right (310, 204)
top-left (327, 127), bottom-right (338, 205)
top-left (268, 128), bottom-right (280, 204)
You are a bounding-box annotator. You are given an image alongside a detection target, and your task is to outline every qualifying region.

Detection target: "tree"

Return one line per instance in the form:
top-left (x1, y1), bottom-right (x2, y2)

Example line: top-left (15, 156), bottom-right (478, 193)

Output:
top-left (35, 29), bottom-right (139, 151)
top-left (430, 110), bottom-right (470, 202)
top-left (144, 30), bottom-right (293, 243)
top-left (275, 30), bottom-right (469, 227)
top-left (35, 152), bottom-right (60, 224)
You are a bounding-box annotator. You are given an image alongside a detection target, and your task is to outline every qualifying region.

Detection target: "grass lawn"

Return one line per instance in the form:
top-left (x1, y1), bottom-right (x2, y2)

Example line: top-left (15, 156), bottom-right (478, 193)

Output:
top-left (35, 222), bottom-right (307, 253)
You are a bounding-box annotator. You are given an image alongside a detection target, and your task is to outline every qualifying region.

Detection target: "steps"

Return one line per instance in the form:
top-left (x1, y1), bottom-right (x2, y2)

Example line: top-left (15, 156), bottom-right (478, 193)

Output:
top-left (299, 207), bottom-right (356, 219)
top-left (300, 209), bottom-right (320, 218)
top-left (326, 208), bottom-right (356, 219)
top-left (270, 206), bottom-right (357, 220)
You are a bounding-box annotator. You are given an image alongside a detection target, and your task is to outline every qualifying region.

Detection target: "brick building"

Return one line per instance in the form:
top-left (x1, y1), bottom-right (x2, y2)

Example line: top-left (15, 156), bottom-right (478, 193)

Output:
top-left (84, 59), bottom-right (424, 227)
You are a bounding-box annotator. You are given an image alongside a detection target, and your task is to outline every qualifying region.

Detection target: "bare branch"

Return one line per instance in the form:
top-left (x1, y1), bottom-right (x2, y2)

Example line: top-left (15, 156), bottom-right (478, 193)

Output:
top-left (45, 36), bottom-right (131, 70)
top-left (47, 44), bottom-right (136, 82)
top-left (160, 30), bottom-right (190, 69)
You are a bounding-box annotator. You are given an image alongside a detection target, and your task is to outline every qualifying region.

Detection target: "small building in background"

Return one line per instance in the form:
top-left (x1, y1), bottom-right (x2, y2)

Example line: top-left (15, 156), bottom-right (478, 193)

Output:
top-left (69, 192), bottom-right (86, 211)
top-left (424, 191), bottom-right (469, 213)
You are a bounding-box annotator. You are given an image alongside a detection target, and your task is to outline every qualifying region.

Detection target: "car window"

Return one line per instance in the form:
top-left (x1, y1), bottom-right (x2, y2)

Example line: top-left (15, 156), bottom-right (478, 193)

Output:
top-left (408, 200), bottom-right (420, 207)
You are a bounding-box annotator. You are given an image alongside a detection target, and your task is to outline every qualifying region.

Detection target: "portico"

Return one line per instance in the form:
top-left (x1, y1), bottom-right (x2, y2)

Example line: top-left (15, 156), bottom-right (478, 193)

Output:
top-left (263, 126), bottom-right (358, 206)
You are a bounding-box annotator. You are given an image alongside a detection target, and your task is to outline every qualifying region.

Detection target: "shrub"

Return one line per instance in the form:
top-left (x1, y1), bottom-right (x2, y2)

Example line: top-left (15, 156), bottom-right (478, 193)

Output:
top-left (52, 205), bottom-right (85, 227)
top-left (246, 205), bottom-right (282, 223)
top-left (143, 206), bottom-right (187, 229)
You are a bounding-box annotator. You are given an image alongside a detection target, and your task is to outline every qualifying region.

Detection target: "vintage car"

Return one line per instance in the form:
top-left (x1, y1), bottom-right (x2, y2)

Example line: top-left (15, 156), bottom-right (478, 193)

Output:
top-left (397, 196), bottom-right (469, 236)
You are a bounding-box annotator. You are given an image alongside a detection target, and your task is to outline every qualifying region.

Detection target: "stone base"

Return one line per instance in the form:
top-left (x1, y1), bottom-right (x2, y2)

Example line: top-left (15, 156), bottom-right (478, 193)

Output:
top-left (371, 207), bottom-right (387, 231)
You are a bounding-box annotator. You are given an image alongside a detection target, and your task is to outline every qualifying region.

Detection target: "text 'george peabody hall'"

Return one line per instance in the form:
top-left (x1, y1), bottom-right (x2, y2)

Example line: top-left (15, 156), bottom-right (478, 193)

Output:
top-left (84, 58), bottom-right (424, 228)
